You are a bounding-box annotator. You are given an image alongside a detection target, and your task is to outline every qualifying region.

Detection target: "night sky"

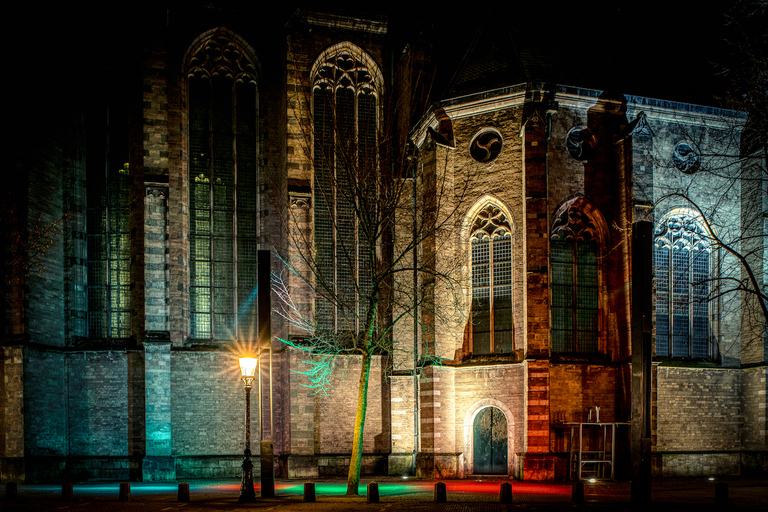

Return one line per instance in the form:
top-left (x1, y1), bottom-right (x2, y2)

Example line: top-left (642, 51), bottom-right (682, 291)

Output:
top-left (8, 2), bottom-right (765, 117)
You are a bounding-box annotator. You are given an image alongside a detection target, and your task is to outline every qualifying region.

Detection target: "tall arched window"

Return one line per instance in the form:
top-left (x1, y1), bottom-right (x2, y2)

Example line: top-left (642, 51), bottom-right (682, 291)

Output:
top-left (312, 43), bottom-right (381, 334)
top-left (654, 211), bottom-right (713, 359)
top-left (471, 204), bottom-right (514, 354)
top-left (88, 163), bottom-right (130, 338)
top-left (550, 202), bottom-right (601, 354)
top-left (187, 32), bottom-right (259, 341)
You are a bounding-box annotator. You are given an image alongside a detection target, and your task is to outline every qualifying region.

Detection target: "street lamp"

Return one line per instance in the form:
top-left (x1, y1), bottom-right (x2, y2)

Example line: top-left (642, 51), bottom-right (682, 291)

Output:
top-left (238, 356), bottom-right (258, 503)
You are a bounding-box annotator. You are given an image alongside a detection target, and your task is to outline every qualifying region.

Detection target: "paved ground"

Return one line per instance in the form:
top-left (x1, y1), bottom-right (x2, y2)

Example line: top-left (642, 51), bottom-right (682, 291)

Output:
top-left (1, 476), bottom-right (766, 511)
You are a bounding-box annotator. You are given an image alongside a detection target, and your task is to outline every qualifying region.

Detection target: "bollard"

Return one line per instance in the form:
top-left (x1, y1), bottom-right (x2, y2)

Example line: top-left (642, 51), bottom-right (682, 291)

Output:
top-left (62, 482), bottom-right (73, 501)
top-left (434, 481), bottom-right (447, 503)
top-left (367, 482), bottom-right (380, 504)
top-left (499, 481), bottom-right (513, 504)
top-left (6, 482), bottom-right (18, 501)
top-left (178, 482), bottom-right (190, 502)
top-left (118, 482), bottom-right (131, 502)
top-left (303, 481), bottom-right (316, 502)
top-left (572, 481), bottom-right (585, 505)
top-left (715, 482), bottom-right (728, 505)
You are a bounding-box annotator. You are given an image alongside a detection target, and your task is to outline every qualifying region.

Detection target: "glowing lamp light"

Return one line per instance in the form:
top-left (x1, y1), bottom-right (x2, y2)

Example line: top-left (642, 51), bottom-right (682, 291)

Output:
top-left (588, 478), bottom-right (596, 483)
top-left (239, 357), bottom-right (258, 386)
top-left (237, 355), bottom-right (258, 502)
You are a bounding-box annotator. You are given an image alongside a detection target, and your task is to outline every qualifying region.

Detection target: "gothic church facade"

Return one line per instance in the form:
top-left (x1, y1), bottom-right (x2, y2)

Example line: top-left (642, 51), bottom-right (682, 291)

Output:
top-left (2, 5), bottom-right (766, 483)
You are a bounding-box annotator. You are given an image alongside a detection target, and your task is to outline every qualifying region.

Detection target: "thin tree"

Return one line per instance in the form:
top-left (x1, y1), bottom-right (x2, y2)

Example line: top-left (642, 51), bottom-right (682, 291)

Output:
top-left (274, 40), bottom-right (474, 494)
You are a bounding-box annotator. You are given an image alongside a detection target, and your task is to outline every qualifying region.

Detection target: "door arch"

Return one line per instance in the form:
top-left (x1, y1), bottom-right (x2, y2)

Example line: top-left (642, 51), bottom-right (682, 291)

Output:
top-left (473, 406), bottom-right (508, 474)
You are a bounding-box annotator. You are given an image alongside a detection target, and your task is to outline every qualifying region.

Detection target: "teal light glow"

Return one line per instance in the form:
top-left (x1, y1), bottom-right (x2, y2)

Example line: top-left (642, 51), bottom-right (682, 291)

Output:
top-left (281, 482), bottom-right (420, 496)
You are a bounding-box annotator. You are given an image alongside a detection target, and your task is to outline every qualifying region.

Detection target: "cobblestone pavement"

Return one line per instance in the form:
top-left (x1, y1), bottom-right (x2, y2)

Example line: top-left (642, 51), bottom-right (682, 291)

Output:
top-left (1, 476), bottom-right (766, 511)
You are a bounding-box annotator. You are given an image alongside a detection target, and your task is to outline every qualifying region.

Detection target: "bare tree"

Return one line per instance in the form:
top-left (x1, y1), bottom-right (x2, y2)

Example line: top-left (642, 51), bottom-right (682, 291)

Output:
top-left (640, 66), bottom-right (766, 362)
top-left (273, 39), bottom-right (475, 494)
top-left (1, 190), bottom-right (67, 312)
top-left (645, 2), bottom-right (768, 360)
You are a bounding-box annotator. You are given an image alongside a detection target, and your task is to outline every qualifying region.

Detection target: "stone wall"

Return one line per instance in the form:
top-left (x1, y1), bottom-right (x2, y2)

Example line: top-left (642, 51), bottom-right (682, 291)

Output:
top-left (67, 351), bottom-right (130, 480)
top-left (413, 363), bottom-right (526, 478)
top-left (549, 364), bottom-right (624, 424)
top-left (741, 366), bottom-right (768, 473)
top-left (388, 375), bottom-right (416, 475)
top-left (656, 366), bottom-right (742, 476)
top-left (1, 347), bottom-right (25, 481)
top-left (171, 349), bottom-right (251, 478)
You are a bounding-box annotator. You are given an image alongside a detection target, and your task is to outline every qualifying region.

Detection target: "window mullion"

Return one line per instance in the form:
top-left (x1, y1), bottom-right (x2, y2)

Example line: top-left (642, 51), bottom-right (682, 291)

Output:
top-left (208, 88), bottom-right (215, 340)
top-left (489, 240), bottom-right (495, 353)
top-left (232, 81), bottom-right (239, 338)
top-left (572, 243), bottom-right (578, 353)
top-left (354, 90), bottom-right (359, 334)
top-left (332, 88), bottom-right (338, 333)
top-left (105, 181), bottom-right (112, 337)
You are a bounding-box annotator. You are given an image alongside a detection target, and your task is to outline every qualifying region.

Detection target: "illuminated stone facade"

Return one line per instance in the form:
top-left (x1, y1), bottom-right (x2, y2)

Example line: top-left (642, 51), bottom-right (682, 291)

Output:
top-left (2, 5), bottom-right (766, 483)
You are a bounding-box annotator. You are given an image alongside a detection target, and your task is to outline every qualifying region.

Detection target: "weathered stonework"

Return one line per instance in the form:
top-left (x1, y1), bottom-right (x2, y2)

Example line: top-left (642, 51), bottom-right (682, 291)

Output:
top-left (3, 7), bottom-right (765, 484)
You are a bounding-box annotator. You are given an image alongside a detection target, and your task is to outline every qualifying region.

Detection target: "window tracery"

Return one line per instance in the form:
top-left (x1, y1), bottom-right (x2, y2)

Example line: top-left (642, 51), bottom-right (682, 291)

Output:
top-left (312, 43), bottom-right (380, 334)
top-left (470, 204), bottom-right (514, 354)
top-left (654, 212), bottom-right (713, 358)
top-left (550, 203), bottom-right (600, 353)
top-left (187, 32), bottom-right (259, 341)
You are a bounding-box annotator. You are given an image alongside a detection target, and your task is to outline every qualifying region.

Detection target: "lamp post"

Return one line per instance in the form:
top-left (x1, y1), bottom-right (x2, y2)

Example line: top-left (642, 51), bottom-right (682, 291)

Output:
top-left (238, 356), bottom-right (258, 503)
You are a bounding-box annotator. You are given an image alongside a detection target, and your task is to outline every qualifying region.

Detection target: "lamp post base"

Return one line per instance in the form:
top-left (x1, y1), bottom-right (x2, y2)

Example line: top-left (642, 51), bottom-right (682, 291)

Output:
top-left (238, 455), bottom-right (257, 503)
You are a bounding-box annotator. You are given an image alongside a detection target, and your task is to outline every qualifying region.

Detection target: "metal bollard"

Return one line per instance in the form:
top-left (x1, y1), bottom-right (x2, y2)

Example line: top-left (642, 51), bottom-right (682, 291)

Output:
top-left (303, 481), bottom-right (316, 502)
top-left (6, 482), bottom-right (18, 501)
top-left (434, 481), bottom-right (447, 503)
top-left (499, 481), bottom-right (513, 504)
top-left (715, 482), bottom-right (728, 505)
top-left (118, 482), bottom-right (131, 502)
top-left (572, 481), bottom-right (585, 504)
top-left (178, 482), bottom-right (190, 502)
top-left (367, 481), bottom-right (380, 504)
top-left (62, 482), bottom-right (73, 501)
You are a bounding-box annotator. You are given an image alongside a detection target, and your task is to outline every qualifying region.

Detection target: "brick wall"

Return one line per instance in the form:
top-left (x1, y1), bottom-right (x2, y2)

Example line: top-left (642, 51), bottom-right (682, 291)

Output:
top-left (170, 349), bottom-right (265, 478)
top-left (1, 346), bottom-right (25, 481)
top-left (315, 355), bottom-right (390, 455)
top-left (68, 352), bottom-right (129, 457)
top-left (656, 366), bottom-right (742, 476)
top-left (740, 366), bottom-right (768, 473)
top-left (23, 348), bottom-right (67, 458)
top-left (388, 375), bottom-right (416, 474)
top-left (171, 350), bottom-right (248, 457)
top-left (549, 364), bottom-right (622, 424)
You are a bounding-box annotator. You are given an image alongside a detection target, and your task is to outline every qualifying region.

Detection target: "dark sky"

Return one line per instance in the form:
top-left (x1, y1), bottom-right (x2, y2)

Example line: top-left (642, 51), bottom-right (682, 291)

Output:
top-left (9, 1), bottom-right (762, 109)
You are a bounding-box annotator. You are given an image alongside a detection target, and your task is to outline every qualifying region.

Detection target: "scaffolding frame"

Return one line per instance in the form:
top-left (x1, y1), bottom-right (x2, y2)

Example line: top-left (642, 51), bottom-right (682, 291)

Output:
top-left (554, 422), bottom-right (630, 480)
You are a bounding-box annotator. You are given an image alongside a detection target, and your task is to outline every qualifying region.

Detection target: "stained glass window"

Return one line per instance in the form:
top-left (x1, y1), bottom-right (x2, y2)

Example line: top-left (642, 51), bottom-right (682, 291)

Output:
top-left (312, 43), bottom-right (379, 334)
top-left (471, 204), bottom-right (514, 354)
top-left (654, 212), bottom-right (712, 358)
top-left (88, 163), bottom-right (131, 338)
top-left (187, 33), bottom-right (258, 341)
top-left (550, 204), bottom-right (600, 353)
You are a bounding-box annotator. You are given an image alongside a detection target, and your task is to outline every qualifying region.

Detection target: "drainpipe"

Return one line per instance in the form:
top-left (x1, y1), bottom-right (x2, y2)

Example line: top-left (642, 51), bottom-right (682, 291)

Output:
top-left (412, 156), bottom-right (419, 476)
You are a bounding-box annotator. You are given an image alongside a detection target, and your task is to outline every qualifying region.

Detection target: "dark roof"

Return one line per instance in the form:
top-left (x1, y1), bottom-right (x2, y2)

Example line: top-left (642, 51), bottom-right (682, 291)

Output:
top-left (440, 4), bottom-right (730, 106)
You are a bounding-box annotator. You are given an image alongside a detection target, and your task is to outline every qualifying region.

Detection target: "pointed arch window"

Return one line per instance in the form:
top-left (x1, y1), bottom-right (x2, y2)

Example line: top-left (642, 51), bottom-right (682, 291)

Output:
top-left (312, 43), bottom-right (381, 334)
top-left (471, 204), bottom-right (514, 354)
top-left (654, 212), bottom-right (713, 359)
top-left (550, 205), bottom-right (600, 353)
top-left (187, 32), bottom-right (259, 341)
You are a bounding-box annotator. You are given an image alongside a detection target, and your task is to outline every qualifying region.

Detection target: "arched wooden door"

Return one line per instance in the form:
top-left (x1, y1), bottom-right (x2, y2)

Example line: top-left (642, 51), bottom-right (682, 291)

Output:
top-left (473, 406), bottom-right (508, 474)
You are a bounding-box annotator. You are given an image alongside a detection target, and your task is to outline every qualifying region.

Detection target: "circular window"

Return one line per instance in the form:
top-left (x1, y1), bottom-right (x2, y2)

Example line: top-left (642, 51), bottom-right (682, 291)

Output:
top-left (673, 141), bottom-right (699, 173)
top-left (565, 126), bottom-right (596, 161)
top-left (470, 129), bottom-right (503, 163)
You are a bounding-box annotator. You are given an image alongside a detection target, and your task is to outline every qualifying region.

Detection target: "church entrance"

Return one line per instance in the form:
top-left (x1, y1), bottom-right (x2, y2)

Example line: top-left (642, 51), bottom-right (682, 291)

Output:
top-left (473, 406), bottom-right (508, 474)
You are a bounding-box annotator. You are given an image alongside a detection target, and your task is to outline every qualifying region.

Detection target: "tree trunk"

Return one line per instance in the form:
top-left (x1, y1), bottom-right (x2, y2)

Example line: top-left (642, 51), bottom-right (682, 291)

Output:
top-left (346, 351), bottom-right (372, 495)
